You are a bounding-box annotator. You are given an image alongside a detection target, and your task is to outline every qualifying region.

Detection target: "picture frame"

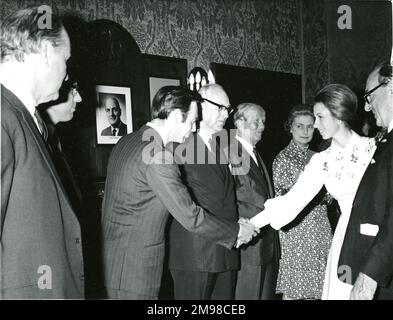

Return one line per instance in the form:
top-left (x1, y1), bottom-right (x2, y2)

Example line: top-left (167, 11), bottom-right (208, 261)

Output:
top-left (95, 85), bottom-right (133, 144)
top-left (143, 54), bottom-right (188, 115)
top-left (149, 77), bottom-right (180, 106)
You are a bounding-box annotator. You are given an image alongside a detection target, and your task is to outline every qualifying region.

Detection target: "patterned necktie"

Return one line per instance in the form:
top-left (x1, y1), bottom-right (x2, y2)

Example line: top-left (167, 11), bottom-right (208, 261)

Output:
top-left (112, 128), bottom-right (117, 136)
top-left (34, 109), bottom-right (48, 141)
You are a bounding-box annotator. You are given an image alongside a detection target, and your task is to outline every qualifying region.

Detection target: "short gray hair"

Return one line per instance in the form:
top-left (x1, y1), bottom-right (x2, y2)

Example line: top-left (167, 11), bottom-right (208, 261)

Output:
top-left (234, 102), bottom-right (264, 124)
top-left (0, 6), bottom-right (65, 63)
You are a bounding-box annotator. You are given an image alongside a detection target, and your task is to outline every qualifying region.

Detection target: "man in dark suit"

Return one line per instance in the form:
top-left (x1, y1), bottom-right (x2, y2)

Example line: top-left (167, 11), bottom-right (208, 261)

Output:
top-left (101, 86), bottom-right (258, 300)
top-left (169, 84), bottom-right (240, 300)
top-left (228, 103), bottom-right (280, 300)
top-left (0, 7), bottom-right (84, 298)
top-left (339, 61), bottom-right (393, 300)
top-left (38, 79), bottom-right (83, 215)
top-left (101, 97), bottom-right (127, 136)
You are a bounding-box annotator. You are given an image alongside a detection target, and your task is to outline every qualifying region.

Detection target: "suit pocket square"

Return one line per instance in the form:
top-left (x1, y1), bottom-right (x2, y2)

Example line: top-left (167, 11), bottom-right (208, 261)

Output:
top-left (360, 223), bottom-right (379, 236)
top-left (370, 159), bottom-right (376, 164)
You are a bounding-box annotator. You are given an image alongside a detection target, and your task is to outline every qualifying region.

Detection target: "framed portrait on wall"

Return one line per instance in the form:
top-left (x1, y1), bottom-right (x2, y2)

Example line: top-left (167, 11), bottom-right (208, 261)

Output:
top-left (96, 85), bottom-right (133, 144)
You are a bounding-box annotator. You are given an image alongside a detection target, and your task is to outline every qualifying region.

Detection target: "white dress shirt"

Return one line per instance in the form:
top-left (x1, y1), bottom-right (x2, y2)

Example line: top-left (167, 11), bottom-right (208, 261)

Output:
top-left (198, 128), bottom-right (213, 152)
top-left (235, 135), bottom-right (258, 166)
top-left (388, 118), bottom-right (393, 133)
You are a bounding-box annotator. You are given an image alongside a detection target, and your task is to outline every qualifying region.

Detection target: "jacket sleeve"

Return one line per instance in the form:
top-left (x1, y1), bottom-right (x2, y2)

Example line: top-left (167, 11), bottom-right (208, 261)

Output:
top-left (251, 152), bottom-right (325, 229)
top-left (146, 150), bottom-right (239, 249)
top-left (1, 124), bottom-right (14, 240)
top-left (361, 148), bottom-right (393, 287)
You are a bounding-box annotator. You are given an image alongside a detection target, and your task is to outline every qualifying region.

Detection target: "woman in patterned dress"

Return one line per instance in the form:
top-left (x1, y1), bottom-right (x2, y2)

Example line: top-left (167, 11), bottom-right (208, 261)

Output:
top-left (273, 105), bottom-right (332, 300)
top-left (251, 84), bottom-right (376, 300)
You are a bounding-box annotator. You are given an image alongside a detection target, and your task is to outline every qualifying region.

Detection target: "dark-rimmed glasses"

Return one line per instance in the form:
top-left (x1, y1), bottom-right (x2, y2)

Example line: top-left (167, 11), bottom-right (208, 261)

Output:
top-left (364, 81), bottom-right (388, 104)
top-left (202, 98), bottom-right (234, 115)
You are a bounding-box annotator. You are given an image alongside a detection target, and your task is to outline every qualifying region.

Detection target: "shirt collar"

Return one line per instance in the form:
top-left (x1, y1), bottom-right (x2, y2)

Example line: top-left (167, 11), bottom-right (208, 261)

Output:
top-left (330, 130), bottom-right (358, 152)
top-left (235, 135), bottom-right (254, 156)
top-left (146, 122), bottom-right (167, 146)
top-left (198, 128), bottom-right (213, 151)
top-left (388, 118), bottom-right (393, 133)
top-left (288, 139), bottom-right (308, 155)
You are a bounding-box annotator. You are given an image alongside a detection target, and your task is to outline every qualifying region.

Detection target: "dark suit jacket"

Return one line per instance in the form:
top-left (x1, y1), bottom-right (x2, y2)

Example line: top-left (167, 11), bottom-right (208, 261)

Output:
top-left (101, 125), bottom-right (238, 298)
top-left (226, 140), bottom-right (280, 266)
top-left (339, 131), bottom-right (393, 296)
top-left (101, 121), bottom-right (127, 136)
top-left (169, 133), bottom-right (240, 273)
top-left (0, 85), bottom-right (84, 299)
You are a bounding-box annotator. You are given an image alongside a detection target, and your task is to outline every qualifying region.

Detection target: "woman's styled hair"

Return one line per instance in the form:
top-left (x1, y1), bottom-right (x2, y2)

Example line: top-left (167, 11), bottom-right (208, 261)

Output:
top-left (284, 104), bottom-right (315, 131)
top-left (314, 84), bottom-right (358, 125)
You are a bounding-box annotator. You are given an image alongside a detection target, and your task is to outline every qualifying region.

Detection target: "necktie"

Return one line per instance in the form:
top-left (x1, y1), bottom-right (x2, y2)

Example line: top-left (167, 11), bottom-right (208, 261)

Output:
top-left (253, 146), bottom-right (274, 197)
top-left (207, 136), bottom-right (213, 151)
top-left (34, 109), bottom-right (48, 141)
top-left (375, 129), bottom-right (388, 145)
top-left (253, 147), bottom-right (264, 173)
top-left (112, 128), bottom-right (118, 136)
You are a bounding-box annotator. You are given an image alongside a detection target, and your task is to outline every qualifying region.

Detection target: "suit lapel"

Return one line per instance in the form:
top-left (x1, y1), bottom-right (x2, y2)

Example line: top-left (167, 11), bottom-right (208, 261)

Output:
top-left (3, 88), bottom-right (74, 209)
top-left (23, 106), bottom-right (74, 205)
top-left (257, 154), bottom-right (274, 198)
top-left (237, 143), bottom-right (271, 198)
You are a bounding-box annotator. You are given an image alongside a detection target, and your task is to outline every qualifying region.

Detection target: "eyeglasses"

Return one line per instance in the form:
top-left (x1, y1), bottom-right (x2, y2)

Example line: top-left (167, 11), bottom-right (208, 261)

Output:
top-left (364, 81), bottom-right (388, 104)
top-left (202, 98), bottom-right (234, 115)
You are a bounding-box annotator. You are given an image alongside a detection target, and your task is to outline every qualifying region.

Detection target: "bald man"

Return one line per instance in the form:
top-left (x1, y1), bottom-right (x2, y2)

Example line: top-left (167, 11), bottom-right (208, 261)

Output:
top-left (101, 97), bottom-right (127, 136)
top-left (339, 61), bottom-right (393, 300)
top-left (169, 84), bottom-right (240, 300)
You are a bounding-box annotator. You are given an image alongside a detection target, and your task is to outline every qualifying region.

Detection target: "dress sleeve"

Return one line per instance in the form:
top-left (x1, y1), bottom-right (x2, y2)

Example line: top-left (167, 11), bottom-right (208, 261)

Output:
top-left (251, 152), bottom-right (325, 229)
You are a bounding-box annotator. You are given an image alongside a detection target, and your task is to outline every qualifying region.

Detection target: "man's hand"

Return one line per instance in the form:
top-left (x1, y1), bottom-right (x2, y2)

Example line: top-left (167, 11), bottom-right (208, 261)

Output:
top-left (235, 218), bottom-right (260, 248)
top-left (350, 272), bottom-right (377, 300)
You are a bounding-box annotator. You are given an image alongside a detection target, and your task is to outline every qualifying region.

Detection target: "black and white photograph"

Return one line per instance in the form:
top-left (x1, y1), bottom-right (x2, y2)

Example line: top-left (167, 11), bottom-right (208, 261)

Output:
top-left (0, 0), bottom-right (392, 308)
top-left (96, 85), bottom-right (132, 144)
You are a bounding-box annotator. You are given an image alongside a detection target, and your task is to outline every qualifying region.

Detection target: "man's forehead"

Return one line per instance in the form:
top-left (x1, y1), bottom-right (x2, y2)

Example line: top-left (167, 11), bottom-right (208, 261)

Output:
top-left (245, 106), bottom-right (265, 119)
top-left (205, 87), bottom-right (229, 103)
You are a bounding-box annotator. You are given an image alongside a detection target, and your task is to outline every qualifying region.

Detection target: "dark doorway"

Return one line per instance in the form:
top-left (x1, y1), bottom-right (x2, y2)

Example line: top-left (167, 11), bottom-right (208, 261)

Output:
top-left (211, 63), bottom-right (302, 174)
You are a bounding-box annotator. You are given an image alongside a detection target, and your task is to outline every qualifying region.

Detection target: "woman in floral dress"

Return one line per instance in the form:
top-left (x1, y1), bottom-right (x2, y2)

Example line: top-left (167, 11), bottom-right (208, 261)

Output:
top-left (273, 105), bottom-right (332, 300)
top-left (251, 84), bottom-right (376, 300)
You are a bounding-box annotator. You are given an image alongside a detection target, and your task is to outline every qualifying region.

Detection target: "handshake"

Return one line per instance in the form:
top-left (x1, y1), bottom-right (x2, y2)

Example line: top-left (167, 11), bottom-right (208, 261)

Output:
top-left (235, 218), bottom-right (260, 248)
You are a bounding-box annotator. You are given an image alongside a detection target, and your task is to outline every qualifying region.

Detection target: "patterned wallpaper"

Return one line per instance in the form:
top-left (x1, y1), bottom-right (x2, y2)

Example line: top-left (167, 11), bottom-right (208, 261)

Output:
top-left (2, 0), bottom-right (302, 74)
top-left (301, 0), bottom-right (329, 104)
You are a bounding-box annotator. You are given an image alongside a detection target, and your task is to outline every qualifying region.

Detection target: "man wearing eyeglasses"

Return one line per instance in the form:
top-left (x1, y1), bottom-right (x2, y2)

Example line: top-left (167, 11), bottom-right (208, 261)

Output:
top-left (37, 78), bottom-right (83, 217)
top-left (339, 61), bottom-right (393, 300)
top-left (169, 84), bottom-right (241, 299)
